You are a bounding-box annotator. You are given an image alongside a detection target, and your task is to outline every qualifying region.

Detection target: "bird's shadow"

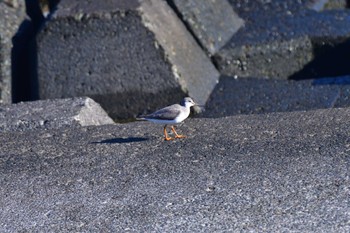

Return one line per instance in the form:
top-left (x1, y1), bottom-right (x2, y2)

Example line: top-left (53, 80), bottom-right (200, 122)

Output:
top-left (91, 137), bottom-right (148, 144)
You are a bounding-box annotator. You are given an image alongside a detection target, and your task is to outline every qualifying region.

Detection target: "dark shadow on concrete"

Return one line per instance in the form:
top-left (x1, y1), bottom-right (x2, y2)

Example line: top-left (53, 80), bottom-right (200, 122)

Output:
top-left (11, 19), bottom-right (38, 102)
top-left (290, 38), bottom-right (350, 80)
top-left (312, 76), bottom-right (350, 85)
top-left (11, 0), bottom-right (44, 103)
top-left (92, 137), bottom-right (149, 144)
top-left (48, 0), bottom-right (60, 13)
top-left (11, 0), bottom-right (60, 103)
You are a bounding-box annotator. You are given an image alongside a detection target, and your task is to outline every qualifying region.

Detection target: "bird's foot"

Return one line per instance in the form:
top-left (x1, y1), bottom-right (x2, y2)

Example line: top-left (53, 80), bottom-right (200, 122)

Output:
top-left (164, 136), bottom-right (174, 141)
top-left (171, 126), bottom-right (186, 139)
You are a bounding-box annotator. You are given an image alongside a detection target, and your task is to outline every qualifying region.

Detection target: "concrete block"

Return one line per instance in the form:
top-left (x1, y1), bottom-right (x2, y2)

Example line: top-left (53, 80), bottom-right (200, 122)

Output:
top-left (168, 0), bottom-right (244, 55)
top-left (214, 36), bottom-right (314, 79)
top-left (37, 0), bottom-right (219, 120)
top-left (215, 2), bottom-right (350, 79)
top-left (204, 76), bottom-right (350, 118)
top-left (0, 1), bottom-right (26, 103)
top-left (0, 97), bottom-right (114, 132)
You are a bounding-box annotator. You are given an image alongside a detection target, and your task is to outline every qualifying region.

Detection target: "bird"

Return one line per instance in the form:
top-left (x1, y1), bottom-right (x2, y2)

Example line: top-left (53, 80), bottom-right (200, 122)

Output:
top-left (137, 97), bottom-right (197, 141)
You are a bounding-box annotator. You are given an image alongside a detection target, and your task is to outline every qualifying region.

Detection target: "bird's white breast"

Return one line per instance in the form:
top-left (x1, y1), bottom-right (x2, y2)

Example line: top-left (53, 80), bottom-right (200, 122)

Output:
top-left (173, 107), bottom-right (190, 123)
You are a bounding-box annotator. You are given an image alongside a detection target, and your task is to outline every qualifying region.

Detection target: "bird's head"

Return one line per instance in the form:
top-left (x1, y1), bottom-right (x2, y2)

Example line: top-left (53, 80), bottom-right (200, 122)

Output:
top-left (181, 97), bottom-right (196, 108)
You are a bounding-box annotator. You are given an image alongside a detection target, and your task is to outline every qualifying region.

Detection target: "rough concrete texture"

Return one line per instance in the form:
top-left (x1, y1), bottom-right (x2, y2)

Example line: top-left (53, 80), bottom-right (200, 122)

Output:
top-left (1, 108), bottom-right (350, 232)
top-left (215, 36), bottom-right (314, 79)
top-left (0, 1), bottom-right (26, 103)
top-left (0, 97), bottom-right (114, 132)
top-left (37, 0), bottom-right (219, 120)
top-left (168, 0), bottom-right (244, 55)
top-left (214, 0), bottom-right (350, 79)
top-left (204, 76), bottom-right (350, 117)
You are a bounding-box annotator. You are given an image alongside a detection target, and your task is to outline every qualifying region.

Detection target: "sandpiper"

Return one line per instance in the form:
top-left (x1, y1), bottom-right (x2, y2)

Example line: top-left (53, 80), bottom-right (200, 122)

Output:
top-left (138, 97), bottom-right (196, 141)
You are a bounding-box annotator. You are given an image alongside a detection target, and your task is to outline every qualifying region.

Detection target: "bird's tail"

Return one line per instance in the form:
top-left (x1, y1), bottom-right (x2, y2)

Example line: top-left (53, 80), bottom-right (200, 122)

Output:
top-left (136, 115), bottom-right (147, 121)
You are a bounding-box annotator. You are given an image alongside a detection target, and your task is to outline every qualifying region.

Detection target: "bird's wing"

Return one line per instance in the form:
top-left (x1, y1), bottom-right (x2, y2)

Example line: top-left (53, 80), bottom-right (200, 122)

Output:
top-left (144, 104), bottom-right (182, 120)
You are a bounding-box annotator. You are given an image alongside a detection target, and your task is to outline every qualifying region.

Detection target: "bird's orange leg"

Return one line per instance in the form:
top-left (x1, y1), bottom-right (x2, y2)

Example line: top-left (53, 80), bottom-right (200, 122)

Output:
top-left (171, 126), bottom-right (186, 139)
top-left (164, 125), bottom-right (174, 141)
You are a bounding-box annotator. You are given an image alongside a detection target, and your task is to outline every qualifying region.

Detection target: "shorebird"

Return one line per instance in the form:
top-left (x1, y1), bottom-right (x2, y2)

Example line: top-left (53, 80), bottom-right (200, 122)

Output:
top-left (138, 97), bottom-right (196, 141)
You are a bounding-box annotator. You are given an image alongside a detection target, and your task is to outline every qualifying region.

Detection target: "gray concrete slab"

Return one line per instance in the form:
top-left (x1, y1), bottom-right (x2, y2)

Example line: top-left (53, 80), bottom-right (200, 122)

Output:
top-left (204, 76), bottom-right (350, 117)
top-left (0, 97), bottom-right (114, 132)
top-left (215, 1), bottom-right (350, 79)
top-left (37, 0), bottom-right (219, 120)
top-left (168, 0), bottom-right (244, 55)
top-left (0, 1), bottom-right (26, 103)
top-left (1, 107), bottom-right (350, 232)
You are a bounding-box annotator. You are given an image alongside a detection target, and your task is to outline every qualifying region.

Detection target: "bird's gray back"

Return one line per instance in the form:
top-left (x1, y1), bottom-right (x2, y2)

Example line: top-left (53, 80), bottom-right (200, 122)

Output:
top-left (145, 104), bottom-right (183, 120)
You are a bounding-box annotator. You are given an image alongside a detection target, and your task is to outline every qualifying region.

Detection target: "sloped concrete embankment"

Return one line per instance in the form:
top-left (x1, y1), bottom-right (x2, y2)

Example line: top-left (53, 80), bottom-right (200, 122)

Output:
top-left (1, 107), bottom-right (350, 232)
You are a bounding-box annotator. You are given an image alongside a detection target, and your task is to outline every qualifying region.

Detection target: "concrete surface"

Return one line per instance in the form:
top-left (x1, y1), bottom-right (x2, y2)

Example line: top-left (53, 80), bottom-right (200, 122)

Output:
top-left (204, 76), bottom-right (350, 117)
top-left (1, 107), bottom-right (350, 232)
top-left (0, 1), bottom-right (26, 103)
top-left (139, 0), bottom-right (219, 108)
top-left (215, 0), bottom-right (350, 79)
top-left (0, 97), bottom-right (114, 132)
top-left (168, 0), bottom-right (244, 55)
top-left (37, 0), bottom-right (219, 120)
